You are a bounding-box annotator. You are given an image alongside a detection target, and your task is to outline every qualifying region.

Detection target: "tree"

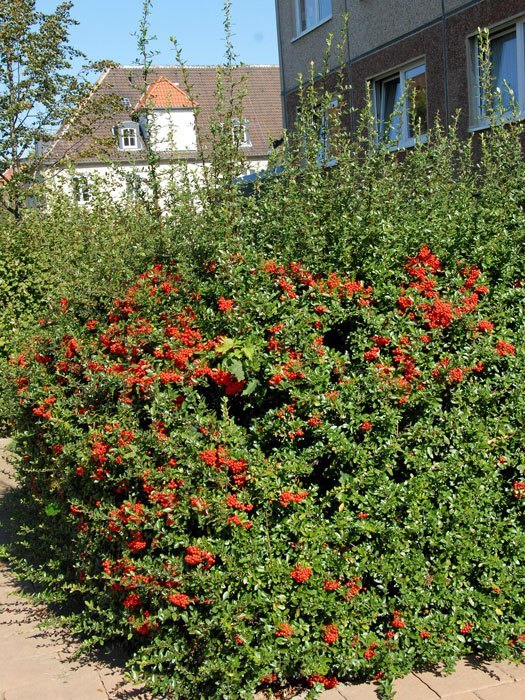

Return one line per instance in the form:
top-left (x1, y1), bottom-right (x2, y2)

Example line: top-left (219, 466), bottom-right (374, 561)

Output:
top-left (0, 0), bottom-right (106, 219)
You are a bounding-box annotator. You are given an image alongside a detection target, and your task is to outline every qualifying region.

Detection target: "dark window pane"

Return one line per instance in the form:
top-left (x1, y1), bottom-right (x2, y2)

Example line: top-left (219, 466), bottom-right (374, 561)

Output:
top-left (379, 76), bottom-right (402, 141)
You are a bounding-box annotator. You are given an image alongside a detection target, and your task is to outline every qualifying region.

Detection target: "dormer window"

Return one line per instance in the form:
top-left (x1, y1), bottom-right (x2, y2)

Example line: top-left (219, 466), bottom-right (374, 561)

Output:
top-left (122, 128), bottom-right (137, 148)
top-left (116, 121), bottom-right (142, 151)
top-left (232, 118), bottom-right (251, 147)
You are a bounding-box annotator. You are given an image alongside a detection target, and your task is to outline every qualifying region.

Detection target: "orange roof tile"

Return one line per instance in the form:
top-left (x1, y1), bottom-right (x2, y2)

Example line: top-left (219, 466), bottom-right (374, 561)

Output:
top-left (0, 166), bottom-right (14, 186)
top-left (135, 76), bottom-right (198, 110)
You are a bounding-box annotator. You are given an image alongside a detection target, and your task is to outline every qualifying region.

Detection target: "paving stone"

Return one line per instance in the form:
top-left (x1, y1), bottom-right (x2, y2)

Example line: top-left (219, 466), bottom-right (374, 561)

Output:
top-left (0, 579), bottom-right (19, 595)
top-left (0, 652), bottom-right (73, 683)
top-left (415, 658), bottom-right (514, 696)
top-left (105, 683), bottom-right (152, 699)
top-left (318, 688), bottom-right (344, 699)
top-left (94, 666), bottom-right (150, 699)
top-left (493, 661), bottom-right (525, 682)
top-left (336, 682), bottom-right (380, 699)
top-left (0, 634), bottom-right (58, 660)
top-left (0, 478), bottom-right (15, 493)
top-left (476, 681), bottom-right (525, 700)
top-left (393, 673), bottom-right (440, 698)
top-left (0, 599), bottom-right (48, 620)
top-left (1, 663), bottom-right (109, 697)
top-left (6, 685), bottom-right (106, 700)
top-left (0, 620), bottom-right (47, 639)
top-left (336, 675), bottom-right (443, 699)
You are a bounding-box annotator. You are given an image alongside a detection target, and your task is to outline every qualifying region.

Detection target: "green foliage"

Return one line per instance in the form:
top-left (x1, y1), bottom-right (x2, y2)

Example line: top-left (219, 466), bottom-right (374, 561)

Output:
top-left (2, 31), bottom-right (525, 697)
top-left (0, 191), bottom-right (169, 429)
top-left (0, 0), bottom-right (112, 219)
top-left (7, 243), bottom-right (525, 698)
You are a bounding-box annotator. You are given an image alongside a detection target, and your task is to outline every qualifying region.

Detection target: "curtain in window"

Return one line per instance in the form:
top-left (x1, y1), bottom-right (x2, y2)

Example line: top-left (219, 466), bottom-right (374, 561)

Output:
top-left (319, 0), bottom-right (331, 21)
top-left (379, 76), bottom-right (402, 141)
top-left (491, 31), bottom-right (518, 112)
top-left (300, 0), bottom-right (316, 32)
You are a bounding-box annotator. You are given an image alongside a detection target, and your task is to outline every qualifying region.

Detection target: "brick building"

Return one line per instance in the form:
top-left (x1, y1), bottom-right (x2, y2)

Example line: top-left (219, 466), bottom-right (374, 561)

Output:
top-left (275, 1), bottom-right (525, 146)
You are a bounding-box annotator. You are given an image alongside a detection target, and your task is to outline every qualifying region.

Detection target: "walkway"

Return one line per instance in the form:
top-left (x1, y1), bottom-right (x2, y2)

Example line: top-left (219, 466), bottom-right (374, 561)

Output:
top-left (1, 439), bottom-right (523, 699)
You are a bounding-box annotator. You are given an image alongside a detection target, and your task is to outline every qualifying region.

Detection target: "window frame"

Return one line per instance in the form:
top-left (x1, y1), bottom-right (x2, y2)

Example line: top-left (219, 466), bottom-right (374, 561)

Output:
top-left (293, 0), bottom-right (332, 40)
top-left (116, 122), bottom-right (142, 151)
top-left (371, 59), bottom-right (428, 150)
top-left (72, 175), bottom-right (91, 204)
top-left (232, 118), bottom-right (252, 148)
top-left (468, 17), bottom-right (525, 131)
top-left (317, 97), bottom-right (340, 167)
top-left (121, 127), bottom-right (138, 150)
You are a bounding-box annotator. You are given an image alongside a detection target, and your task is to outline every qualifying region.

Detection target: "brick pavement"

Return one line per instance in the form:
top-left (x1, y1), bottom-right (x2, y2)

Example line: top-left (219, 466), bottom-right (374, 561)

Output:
top-left (315, 657), bottom-right (525, 699)
top-left (1, 438), bottom-right (523, 699)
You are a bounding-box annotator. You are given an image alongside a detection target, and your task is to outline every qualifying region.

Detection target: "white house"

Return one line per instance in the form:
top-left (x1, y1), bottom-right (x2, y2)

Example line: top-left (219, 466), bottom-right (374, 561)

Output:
top-left (44, 65), bottom-right (283, 203)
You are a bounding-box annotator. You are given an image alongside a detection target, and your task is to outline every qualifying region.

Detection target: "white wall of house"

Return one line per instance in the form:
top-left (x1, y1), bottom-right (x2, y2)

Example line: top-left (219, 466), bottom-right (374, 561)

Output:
top-left (48, 157), bottom-right (269, 207)
top-left (150, 110), bottom-right (198, 152)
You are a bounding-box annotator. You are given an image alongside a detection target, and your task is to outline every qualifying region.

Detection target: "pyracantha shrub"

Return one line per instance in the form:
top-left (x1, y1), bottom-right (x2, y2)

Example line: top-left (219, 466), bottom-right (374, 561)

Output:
top-left (10, 247), bottom-right (525, 699)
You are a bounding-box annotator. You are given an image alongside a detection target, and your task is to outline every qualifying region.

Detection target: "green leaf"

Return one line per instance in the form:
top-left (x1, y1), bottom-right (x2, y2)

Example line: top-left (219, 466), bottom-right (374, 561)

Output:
top-left (242, 379), bottom-right (259, 396)
top-left (242, 344), bottom-right (256, 362)
top-left (45, 503), bottom-right (61, 517)
top-left (228, 359), bottom-right (245, 381)
top-left (215, 337), bottom-right (237, 354)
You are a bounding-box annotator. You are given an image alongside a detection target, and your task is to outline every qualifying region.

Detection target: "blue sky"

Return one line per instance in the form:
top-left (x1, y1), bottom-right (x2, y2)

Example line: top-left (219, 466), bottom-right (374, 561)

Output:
top-left (36, 1), bottom-right (279, 71)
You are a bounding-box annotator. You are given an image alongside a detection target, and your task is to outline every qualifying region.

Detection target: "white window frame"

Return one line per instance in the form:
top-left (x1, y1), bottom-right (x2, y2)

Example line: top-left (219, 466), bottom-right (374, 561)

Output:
top-left (468, 17), bottom-right (525, 131)
top-left (232, 118), bottom-right (251, 147)
top-left (372, 59), bottom-right (428, 150)
top-left (294, 0), bottom-right (332, 40)
top-left (317, 98), bottom-right (339, 167)
top-left (121, 127), bottom-right (138, 150)
top-left (72, 175), bottom-right (91, 204)
top-left (116, 122), bottom-right (142, 151)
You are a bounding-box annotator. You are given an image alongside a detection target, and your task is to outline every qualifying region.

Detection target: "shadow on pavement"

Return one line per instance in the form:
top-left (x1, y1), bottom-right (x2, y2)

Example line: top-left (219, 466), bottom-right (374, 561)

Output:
top-left (0, 443), bottom-right (152, 699)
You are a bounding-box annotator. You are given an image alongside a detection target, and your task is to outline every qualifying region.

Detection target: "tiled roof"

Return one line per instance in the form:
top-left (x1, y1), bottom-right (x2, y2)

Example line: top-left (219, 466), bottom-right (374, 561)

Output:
top-left (1, 166), bottom-right (14, 184)
top-left (134, 76), bottom-right (198, 110)
top-left (46, 65), bottom-right (283, 164)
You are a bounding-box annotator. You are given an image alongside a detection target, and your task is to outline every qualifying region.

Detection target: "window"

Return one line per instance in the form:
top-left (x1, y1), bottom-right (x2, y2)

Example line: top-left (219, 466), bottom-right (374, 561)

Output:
top-left (317, 98), bottom-right (340, 166)
top-left (116, 121), bottom-right (142, 151)
top-left (296, 0), bottom-right (331, 36)
top-left (72, 175), bottom-right (90, 203)
top-left (125, 172), bottom-right (143, 202)
top-left (121, 97), bottom-right (132, 109)
top-left (373, 62), bottom-right (427, 148)
top-left (470, 19), bottom-right (525, 128)
top-left (232, 118), bottom-right (251, 147)
top-left (121, 128), bottom-right (137, 149)
top-left (294, 98), bottom-right (340, 166)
